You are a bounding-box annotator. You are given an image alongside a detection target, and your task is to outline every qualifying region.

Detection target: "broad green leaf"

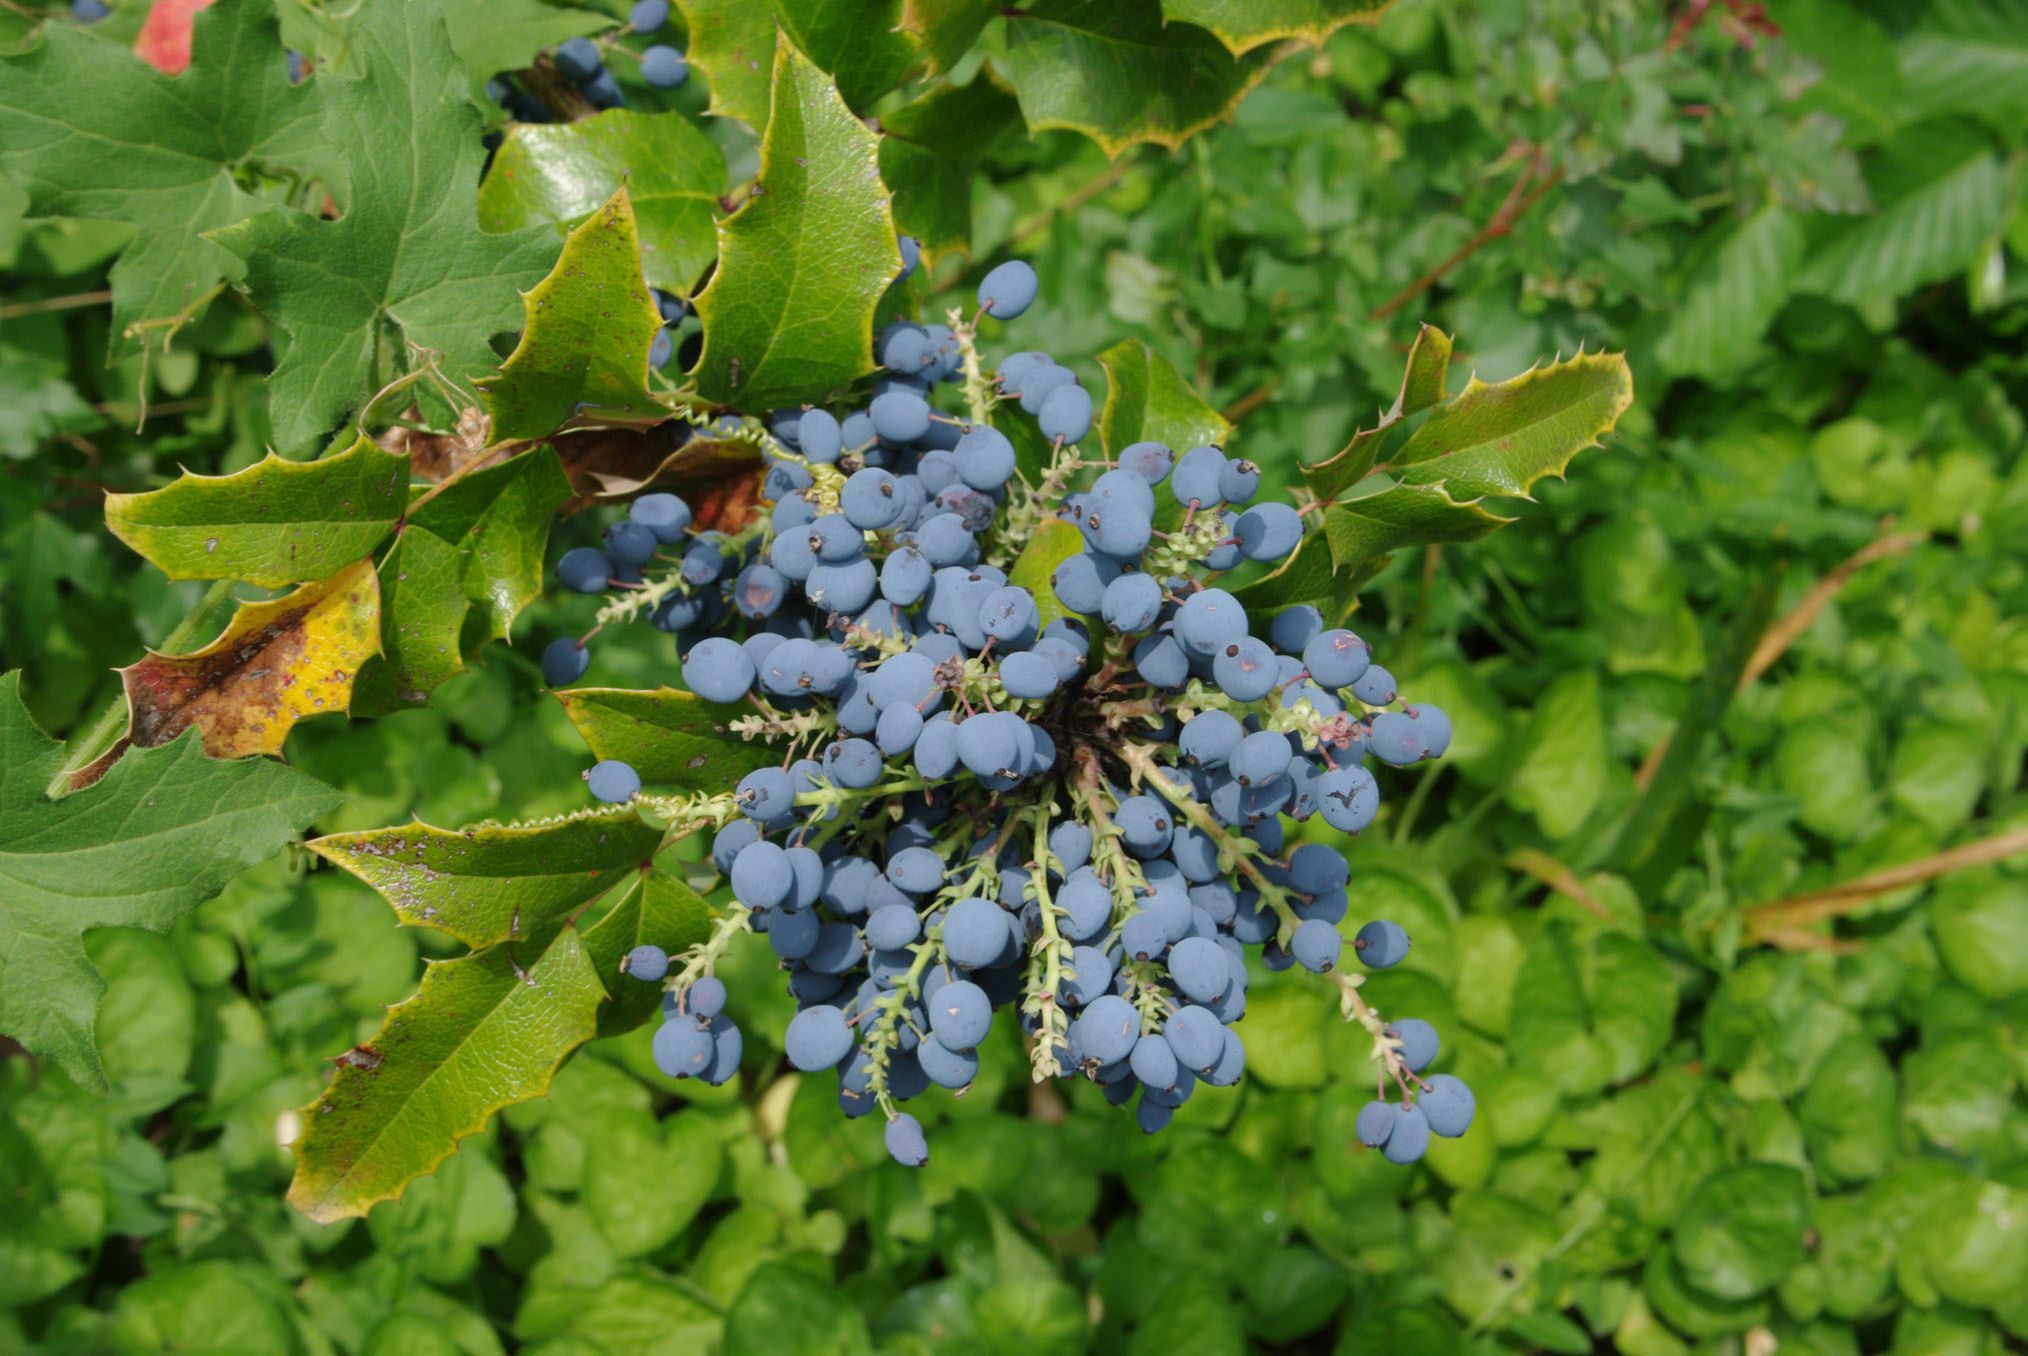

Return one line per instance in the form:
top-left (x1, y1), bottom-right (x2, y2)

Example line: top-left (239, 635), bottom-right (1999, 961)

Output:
top-left (1670, 1164), bottom-right (1810, 1300)
top-left (1320, 484), bottom-right (1507, 580)
top-left (1508, 919), bottom-right (1675, 1098)
top-left (1391, 350), bottom-right (1636, 497)
top-left (1002, 1), bottom-right (1278, 157)
top-left (1231, 526), bottom-right (1336, 617)
top-left (1506, 669), bottom-right (1608, 843)
top-left (1798, 1036), bottom-right (1898, 1186)
top-left (899, 0), bottom-right (1000, 74)
top-left (1906, 1177), bottom-right (2028, 1309)
top-left (1654, 205), bottom-right (1805, 382)
top-left (212, 1), bottom-right (562, 450)
top-left (0, 672), bottom-right (338, 1093)
top-left (479, 187), bottom-right (670, 443)
top-left (439, 0), bottom-right (614, 101)
top-left (408, 447), bottom-right (574, 649)
top-left (286, 925), bottom-right (605, 1222)
top-left (104, 436), bottom-right (409, 588)
top-left (1159, 0), bottom-right (1391, 55)
top-left (1009, 519), bottom-right (1089, 629)
top-left (0, 346), bottom-right (97, 459)
top-left (774, 0), bottom-right (923, 111)
top-left (1898, 0), bottom-right (2028, 126)
top-left (1300, 323), bottom-right (1452, 501)
top-left (688, 42), bottom-right (899, 408)
top-left (351, 527), bottom-right (473, 717)
top-left (584, 1110), bottom-right (723, 1256)
top-left (1929, 870), bottom-right (2028, 1000)
top-left (725, 1265), bottom-right (875, 1356)
top-left (107, 1262), bottom-right (297, 1355)
top-left (878, 69), bottom-right (1024, 263)
top-left (558, 687), bottom-right (783, 787)
top-left (674, 0), bottom-right (777, 127)
top-left (581, 871), bottom-right (714, 1037)
top-left (1095, 339), bottom-right (1233, 457)
top-left (0, 0), bottom-right (324, 360)
top-left (308, 809), bottom-right (663, 948)
top-left (108, 559), bottom-right (382, 770)
top-left (477, 109), bottom-right (725, 296)
top-left (1796, 151), bottom-right (2013, 308)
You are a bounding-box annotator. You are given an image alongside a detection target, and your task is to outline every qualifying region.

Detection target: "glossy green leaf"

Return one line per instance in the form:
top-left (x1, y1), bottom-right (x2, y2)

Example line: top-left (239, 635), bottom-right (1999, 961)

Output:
top-left (479, 187), bottom-right (670, 443)
top-left (558, 686), bottom-right (783, 787)
top-left (1159, 0), bottom-right (1392, 54)
top-left (307, 809), bottom-right (664, 948)
top-left (878, 70), bottom-right (1024, 263)
top-left (287, 924), bottom-right (605, 1223)
top-left (1095, 339), bottom-right (1233, 457)
top-left (408, 447), bottom-right (575, 649)
top-left (213, 1), bottom-right (562, 450)
top-left (1300, 323), bottom-right (1453, 501)
top-left (674, 0), bottom-right (778, 127)
top-left (774, 0), bottom-right (923, 111)
top-left (351, 527), bottom-right (472, 717)
top-left (1010, 519), bottom-right (1090, 629)
top-left (440, 0), bottom-right (614, 100)
top-left (1391, 350), bottom-right (1636, 497)
top-left (0, 672), bottom-right (339, 1093)
top-left (688, 42), bottom-right (898, 408)
top-left (1002, 1), bottom-right (1278, 157)
top-left (899, 0), bottom-right (1001, 73)
top-left (103, 436), bottom-right (408, 588)
top-left (581, 871), bottom-right (714, 1037)
top-left (1670, 1164), bottom-right (1811, 1300)
top-left (477, 110), bottom-right (725, 296)
top-left (0, 0), bottom-right (325, 361)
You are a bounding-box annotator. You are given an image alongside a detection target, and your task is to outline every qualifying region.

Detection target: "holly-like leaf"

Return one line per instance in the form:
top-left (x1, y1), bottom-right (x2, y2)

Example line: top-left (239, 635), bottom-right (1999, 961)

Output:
top-left (439, 0), bottom-right (614, 101)
top-left (1096, 339), bottom-right (1234, 456)
top-left (673, 0), bottom-right (777, 127)
top-left (83, 559), bottom-right (382, 785)
top-left (688, 42), bottom-right (900, 409)
top-left (899, 0), bottom-right (1001, 74)
top-left (1010, 519), bottom-right (1090, 629)
top-left (878, 69), bottom-right (1024, 264)
top-left (0, 671), bottom-right (339, 1093)
top-left (212, 1), bottom-right (562, 450)
top-left (287, 923), bottom-right (606, 1223)
top-left (408, 447), bottom-right (574, 649)
top-left (558, 687), bottom-right (782, 788)
top-left (351, 528), bottom-right (472, 717)
top-left (1001, 1), bottom-right (1278, 158)
top-left (103, 436), bottom-right (409, 588)
top-left (1389, 350), bottom-right (1634, 497)
top-left (1300, 323), bottom-right (1452, 501)
top-left (307, 808), bottom-right (664, 948)
top-left (0, 0), bottom-right (324, 360)
top-left (774, 0), bottom-right (923, 111)
top-left (479, 187), bottom-right (670, 444)
top-left (581, 870), bottom-right (714, 1037)
top-left (477, 110), bottom-right (726, 296)
top-left (1158, 0), bottom-right (1392, 54)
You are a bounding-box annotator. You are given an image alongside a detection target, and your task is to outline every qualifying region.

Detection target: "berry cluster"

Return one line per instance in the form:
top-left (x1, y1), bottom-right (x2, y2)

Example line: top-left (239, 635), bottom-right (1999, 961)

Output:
top-left (488, 2), bottom-right (687, 123)
top-left (548, 257), bottom-right (1473, 1167)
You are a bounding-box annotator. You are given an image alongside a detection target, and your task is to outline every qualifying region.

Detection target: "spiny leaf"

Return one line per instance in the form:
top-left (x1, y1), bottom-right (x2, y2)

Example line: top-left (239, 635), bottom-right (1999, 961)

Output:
top-left (558, 687), bottom-right (783, 789)
top-left (0, 671), bottom-right (339, 1093)
top-left (477, 109), bottom-right (725, 296)
top-left (479, 186), bottom-right (671, 443)
top-left (1095, 339), bottom-right (1234, 457)
top-left (351, 528), bottom-right (472, 717)
top-left (1392, 349), bottom-right (1636, 497)
top-left (88, 559), bottom-right (382, 783)
top-left (878, 68), bottom-right (1024, 264)
top-left (673, 0), bottom-right (776, 127)
top-left (1159, 0), bottom-right (1392, 54)
top-left (286, 924), bottom-right (606, 1223)
top-left (688, 41), bottom-right (900, 408)
top-left (407, 447), bottom-right (574, 651)
top-left (1001, 0), bottom-right (1279, 158)
top-left (774, 0), bottom-right (924, 111)
top-left (439, 0), bottom-right (614, 101)
top-left (581, 871), bottom-right (714, 1038)
top-left (211, 1), bottom-right (561, 450)
top-left (104, 436), bottom-right (409, 588)
top-left (899, 0), bottom-right (1001, 74)
top-left (1300, 323), bottom-right (1452, 501)
top-left (0, 0), bottom-right (325, 361)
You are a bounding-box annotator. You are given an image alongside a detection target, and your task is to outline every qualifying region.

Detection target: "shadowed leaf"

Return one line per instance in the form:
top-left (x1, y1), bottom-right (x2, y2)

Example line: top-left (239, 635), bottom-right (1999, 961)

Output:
top-left (1096, 339), bottom-right (1233, 457)
top-left (582, 871), bottom-right (715, 1037)
top-left (408, 448), bottom-right (574, 649)
top-left (559, 686), bottom-right (782, 788)
top-left (351, 528), bottom-right (472, 716)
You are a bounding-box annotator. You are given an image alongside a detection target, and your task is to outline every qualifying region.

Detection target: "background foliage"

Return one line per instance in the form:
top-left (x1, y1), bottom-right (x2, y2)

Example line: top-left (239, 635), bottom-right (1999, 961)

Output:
top-left (3, 0), bottom-right (2026, 1353)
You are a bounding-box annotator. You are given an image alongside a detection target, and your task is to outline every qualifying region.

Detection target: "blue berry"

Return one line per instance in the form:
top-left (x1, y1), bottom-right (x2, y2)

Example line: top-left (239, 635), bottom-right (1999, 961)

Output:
top-left (586, 759), bottom-right (640, 802)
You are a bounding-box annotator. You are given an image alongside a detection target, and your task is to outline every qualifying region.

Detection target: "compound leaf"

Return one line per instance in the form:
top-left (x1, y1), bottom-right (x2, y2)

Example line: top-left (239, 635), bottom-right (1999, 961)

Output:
top-left (1159, 0), bottom-right (1392, 54)
top-left (0, 0), bottom-right (324, 361)
top-left (479, 186), bottom-right (670, 443)
top-left (689, 42), bottom-right (899, 408)
top-left (287, 923), bottom-right (606, 1223)
top-left (673, 0), bottom-right (777, 127)
top-left (307, 808), bottom-right (664, 948)
top-left (1001, 0), bottom-right (1278, 157)
top-left (0, 672), bottom-right (338, 1093)
top-left (558, 687), bottom-right (783, 788)
top-left (477, 109), bottom-right (725, 296)
top-left (212, 1), bottom-right (561, 450)
top-left (104, 436), bottom-right (409, 588)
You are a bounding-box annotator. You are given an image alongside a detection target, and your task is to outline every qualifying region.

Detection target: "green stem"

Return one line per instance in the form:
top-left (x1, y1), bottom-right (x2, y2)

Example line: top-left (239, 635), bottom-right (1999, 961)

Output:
top-left (48, 577), bottom-right (236, 799)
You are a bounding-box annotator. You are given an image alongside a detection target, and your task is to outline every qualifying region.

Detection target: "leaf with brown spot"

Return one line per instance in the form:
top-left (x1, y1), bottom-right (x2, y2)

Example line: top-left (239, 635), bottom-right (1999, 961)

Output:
top-left (554, 427), bottom-right (765, 531)
top-left (82, 559), bottom-right (381, 785)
